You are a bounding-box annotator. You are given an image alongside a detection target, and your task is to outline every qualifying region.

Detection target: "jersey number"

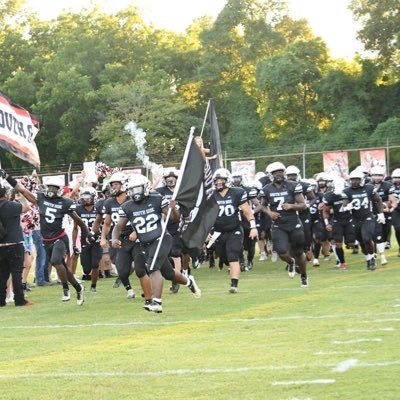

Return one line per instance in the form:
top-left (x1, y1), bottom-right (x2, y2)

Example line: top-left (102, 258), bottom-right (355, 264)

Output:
top-left (273, 196), bottom-right (285, 211)
top-left (133, 214), bottom-right (158, 234)
top-left (351, 197), bottom-right (370, 210)
top-left (45, 207), bottom-right (57, 223)
top-left (218, 204), bottom-right (235, 217)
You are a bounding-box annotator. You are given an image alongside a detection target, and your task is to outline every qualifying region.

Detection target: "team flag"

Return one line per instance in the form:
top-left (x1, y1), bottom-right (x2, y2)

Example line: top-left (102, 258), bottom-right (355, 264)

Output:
top-left (208, 98), bottom-right (223, 173)
top-left (175, 133), bottom-right (219, 250)
top-left (0, 92), bottom-right (40, 168)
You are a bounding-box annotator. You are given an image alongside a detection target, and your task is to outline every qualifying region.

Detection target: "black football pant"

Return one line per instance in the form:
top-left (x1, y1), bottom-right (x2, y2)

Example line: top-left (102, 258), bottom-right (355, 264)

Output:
top-left (0, 244), bottom-right (26, 306)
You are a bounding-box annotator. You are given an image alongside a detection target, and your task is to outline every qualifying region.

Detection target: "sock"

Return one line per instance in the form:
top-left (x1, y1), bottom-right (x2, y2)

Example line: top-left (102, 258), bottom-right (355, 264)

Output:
top-left (62, 282), bottom-right (69, 290)
top-left (231, 278), bottom-right (238, 288)
top-left (336, 247), bottom-right (345, 263)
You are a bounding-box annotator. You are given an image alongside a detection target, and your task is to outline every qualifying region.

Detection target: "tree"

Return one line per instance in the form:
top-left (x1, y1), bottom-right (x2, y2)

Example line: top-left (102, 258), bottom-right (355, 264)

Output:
top-left (350, 0), bottom-right (400, 77)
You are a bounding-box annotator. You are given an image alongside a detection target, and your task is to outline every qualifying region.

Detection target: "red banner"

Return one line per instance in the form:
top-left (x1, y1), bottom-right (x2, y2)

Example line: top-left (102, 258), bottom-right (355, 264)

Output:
top-left (359, 149), bottom-right (386, 174)
top-left (0, 93), bottom-right (40, 168)
top-left (323, 151), bottom-right (349, 179)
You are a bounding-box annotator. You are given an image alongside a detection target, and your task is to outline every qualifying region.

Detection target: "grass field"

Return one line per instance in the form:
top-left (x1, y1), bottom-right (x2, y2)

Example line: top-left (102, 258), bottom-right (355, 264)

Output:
top-left (1, 247), bottom-right (400, 400)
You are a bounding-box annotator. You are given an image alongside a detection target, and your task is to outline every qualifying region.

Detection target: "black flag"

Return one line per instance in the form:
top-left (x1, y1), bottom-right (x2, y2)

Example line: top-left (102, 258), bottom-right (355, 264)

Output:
top-left (176, 137), bottom-right (219, 250)
top-left (208, 98), bottom-right (223, 173)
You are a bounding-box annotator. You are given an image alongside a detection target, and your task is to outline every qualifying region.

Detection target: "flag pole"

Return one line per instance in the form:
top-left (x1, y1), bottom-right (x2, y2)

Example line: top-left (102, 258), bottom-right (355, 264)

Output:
top-left (149, 127), bottom-right (195, 271)
top-left (199, 99), bottom-right (211, 138)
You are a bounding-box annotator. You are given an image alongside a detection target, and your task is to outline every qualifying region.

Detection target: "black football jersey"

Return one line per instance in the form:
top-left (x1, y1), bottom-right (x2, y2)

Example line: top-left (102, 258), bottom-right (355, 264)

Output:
top-left (75, 204), bottom-right (98, 243)
top-left (373, 181), bottom-right (394, 214)
top-left (120, 193), bottom-right (168, 244)
top-left (102, 196), bottom-right (133, 237)
top-left (323, 191), bottom-right (351, 221)
top-left (260, 180), bottom-right (303, 225)
top-left (212, 187), bottom-right (248, 232)
top-left (342, 183), bottom-right (376, 220)
top-left (298, 180), bottom-right (314, 218)
top-left (37, 192), bottom-right (76, 239)
top-left (240, 186), bottom-right (258, 229)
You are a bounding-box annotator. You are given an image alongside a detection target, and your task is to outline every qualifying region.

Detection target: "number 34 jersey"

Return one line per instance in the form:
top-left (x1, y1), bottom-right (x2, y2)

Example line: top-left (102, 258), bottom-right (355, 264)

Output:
top-left (342, 183), bottom-right (376, 221)
top-left (120, 193), bottom-right (168, 244)
top-left (36, 192), bottom-right (76, 239)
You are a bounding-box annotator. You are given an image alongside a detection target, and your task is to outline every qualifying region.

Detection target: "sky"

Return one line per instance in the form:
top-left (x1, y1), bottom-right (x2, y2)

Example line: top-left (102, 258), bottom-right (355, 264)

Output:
top-left (25, 0), bottom-right (364, 59)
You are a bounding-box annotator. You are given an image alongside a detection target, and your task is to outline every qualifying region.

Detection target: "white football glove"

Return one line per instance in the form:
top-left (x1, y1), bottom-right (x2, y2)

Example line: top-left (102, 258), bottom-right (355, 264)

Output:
top-left (376, 213), bottom-right (386, 224)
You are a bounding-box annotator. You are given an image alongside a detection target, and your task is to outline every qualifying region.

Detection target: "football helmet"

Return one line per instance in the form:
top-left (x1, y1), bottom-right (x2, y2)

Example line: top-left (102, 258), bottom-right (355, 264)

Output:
top-left (391, 168), bottom-right (400, 178)
top-left (266, 162), bottom-right (286, 175)
top-left (80, 187), bottom-right (97, 206)
top-left (370, 166), bottom-right (385, 183)
top-left (286, 165), bottom-right (301, 181)
top-left (163, 167), bottom-right (179, 189)
top-left (212, 168), bottom-right (231, 191)
top-left (355, 165), bottom-right (369, 175)
top-left (43, 177), bottom-right (64, 198)
top-left (266, 162), bottom-right (286, 184)
top-left (108, 172), bottom-right (128, 196)
top-left (231, 174), bottom-right (243, 187)
top-left (127, 174), bottom-right (150, 202)
top-left (349, 169), bottom-right (365, 188)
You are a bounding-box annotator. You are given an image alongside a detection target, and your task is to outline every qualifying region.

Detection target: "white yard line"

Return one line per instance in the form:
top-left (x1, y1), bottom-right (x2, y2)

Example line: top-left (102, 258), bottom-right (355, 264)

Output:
top-left (2, 311), bottom-right (400, 330)
top-left (314, 351), bottom-right (367, 355)
top-left (0, 360), bottom-right (399, 380)
top-left (346, 327), bottom-right (395, 333)
top-left (272, 379), bottom-right (335, 386)
top-left (332, 359), bottom-right (359, 372)
top-left (332, 338), bottom-right (382, 344)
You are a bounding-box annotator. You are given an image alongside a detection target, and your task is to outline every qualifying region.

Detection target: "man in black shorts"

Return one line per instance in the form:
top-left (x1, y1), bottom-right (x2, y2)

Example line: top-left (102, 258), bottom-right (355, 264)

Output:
top-left (259, 162), bottom-right (308, 287)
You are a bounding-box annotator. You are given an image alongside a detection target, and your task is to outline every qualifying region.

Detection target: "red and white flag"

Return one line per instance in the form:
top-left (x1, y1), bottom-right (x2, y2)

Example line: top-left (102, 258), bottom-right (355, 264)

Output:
top-left (0, 92), bottom-right (40, 168)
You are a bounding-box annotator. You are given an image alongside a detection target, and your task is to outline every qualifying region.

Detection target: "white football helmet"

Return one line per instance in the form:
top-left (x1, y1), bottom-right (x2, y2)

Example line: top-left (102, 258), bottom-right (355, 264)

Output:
top-left (44, 176), bottom-right (64, 198)
top-left (266, 162), bottom-right (286, 175)
top-left (349, 169), bottom-right (365, 188)
top-left (391, 168), bottom-right (400, 178)
top-left (127, 174), bottom-right (150, 202)
top-left (213, 168), bottom-right (231, 191)
top-left (286, 165), bottom-right (301, 181)
top-left (108, 172), bottom-right (128, 196)
top-left (355, 165), bottom-right (369, 175)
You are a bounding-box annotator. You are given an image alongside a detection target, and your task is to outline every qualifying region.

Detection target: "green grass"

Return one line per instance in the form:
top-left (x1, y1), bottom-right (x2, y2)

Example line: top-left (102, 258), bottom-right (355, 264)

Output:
top-left (1, 247), bottom-right (400, 400)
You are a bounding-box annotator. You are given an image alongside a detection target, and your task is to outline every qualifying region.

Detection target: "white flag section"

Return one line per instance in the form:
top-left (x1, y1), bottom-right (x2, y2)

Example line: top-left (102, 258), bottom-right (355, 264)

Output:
top-left (0, 93), bottom-right (40, 168)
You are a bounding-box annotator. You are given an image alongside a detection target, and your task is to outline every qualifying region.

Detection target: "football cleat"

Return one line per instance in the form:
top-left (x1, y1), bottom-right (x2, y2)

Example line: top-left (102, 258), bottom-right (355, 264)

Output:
top-left (229, 286), bottom-right (239, 294)
top-left (62, 289), bottom-right (71, 302)
top-left (339, 263), bottom-right (348, 270)
top-left (380, 254), bottom-right (388, 265)
top-left (126, 289), bottom-right (136, 299)
top-left (188, 276), bottom-right (201, 298)
top-left (367, 258), bottom-right (376, 271)
top-left (301, 275), bottom-right (309, 288)
top-left (287, 258), bottom-right (296, 278)
top-left (143, 300), bottom-right (162, 313)
top-left (313, 258), bottom-right (320, 267)
top-left (77, 284), bottom-right (85, 306)
top-left (170, 283), bottom-right (180, 294)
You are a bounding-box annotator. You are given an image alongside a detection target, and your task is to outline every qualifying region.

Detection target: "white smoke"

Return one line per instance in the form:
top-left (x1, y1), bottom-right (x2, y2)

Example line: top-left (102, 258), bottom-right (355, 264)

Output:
top-left (124, 121), bottom-right (163, 180)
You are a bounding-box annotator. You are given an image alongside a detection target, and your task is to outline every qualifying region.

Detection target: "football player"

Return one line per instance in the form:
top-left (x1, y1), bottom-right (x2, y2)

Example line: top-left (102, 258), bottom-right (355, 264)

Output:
top-left (112, 175), bottom-right (201, 313)
top-left (259, 162), bottom-right (308, 287)
top-left (210, 168), bottom-right (258, 293)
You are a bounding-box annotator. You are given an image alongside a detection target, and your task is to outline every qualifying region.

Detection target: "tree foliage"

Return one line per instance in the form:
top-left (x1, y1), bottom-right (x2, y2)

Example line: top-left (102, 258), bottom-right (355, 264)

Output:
top-left (0, 0), bottom-right (399, 174)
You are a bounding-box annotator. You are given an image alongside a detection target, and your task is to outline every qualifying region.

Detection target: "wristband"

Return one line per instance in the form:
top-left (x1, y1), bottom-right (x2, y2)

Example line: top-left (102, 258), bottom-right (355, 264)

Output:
top-left (249, 219), bottom-right (256, 229)
top-left (324, 218), bottom-right (330, 226)
top-left (6, 175), bottom-right (18, 187)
